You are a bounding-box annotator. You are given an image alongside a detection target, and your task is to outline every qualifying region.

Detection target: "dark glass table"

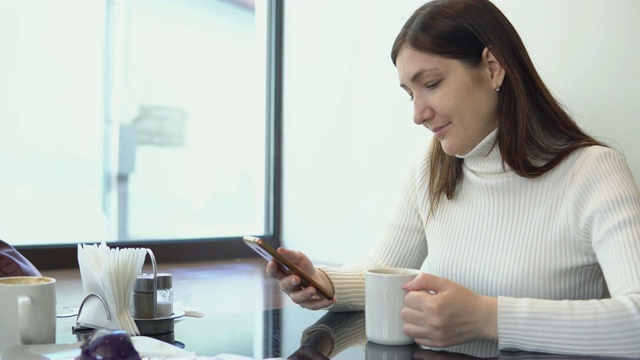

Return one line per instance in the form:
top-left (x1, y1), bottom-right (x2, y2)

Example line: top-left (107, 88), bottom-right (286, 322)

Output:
top-left (55, 305), bottom-right (636, 359)
top-left (46, 260), bottom-right (639, 359)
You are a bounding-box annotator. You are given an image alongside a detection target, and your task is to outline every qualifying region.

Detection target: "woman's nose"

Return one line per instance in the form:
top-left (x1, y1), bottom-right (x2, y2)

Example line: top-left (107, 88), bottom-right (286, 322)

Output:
top-left (413, 97), bottom-right (434, 125)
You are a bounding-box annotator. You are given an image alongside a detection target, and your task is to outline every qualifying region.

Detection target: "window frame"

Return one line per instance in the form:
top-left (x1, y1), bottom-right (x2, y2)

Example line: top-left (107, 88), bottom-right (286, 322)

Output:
top-left (16, 0), bottom-right (283, 270)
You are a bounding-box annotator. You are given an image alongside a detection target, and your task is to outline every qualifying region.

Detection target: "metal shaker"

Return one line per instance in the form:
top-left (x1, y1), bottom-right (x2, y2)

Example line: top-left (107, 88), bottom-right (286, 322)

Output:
top-left (132, 272), bottom-right (173, 319)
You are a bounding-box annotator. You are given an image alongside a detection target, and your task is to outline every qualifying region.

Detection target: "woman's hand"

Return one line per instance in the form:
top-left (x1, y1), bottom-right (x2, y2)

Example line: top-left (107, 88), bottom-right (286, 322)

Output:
top-left (401, 273), bottom-right (497, 348)
top-left (266, 247), bottom-right (336, 310)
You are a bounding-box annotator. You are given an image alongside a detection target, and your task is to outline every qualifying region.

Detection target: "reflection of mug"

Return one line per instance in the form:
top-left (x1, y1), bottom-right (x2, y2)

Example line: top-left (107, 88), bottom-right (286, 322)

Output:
top-left (0, 276), bottom-right (56, 350)
top-left (365, 340), bottom-right (420, 360)
top-left (365, 268), bottom-right (420, 346)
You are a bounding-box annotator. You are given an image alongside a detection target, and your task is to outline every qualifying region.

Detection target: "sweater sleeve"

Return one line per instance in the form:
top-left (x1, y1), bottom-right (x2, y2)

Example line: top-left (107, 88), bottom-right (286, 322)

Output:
top-left (300, 311), bottom-right (368, 357)
top-left (317, 144), bottom-right (430, 311)
top-left (498, 147), bottom-right (640, 357)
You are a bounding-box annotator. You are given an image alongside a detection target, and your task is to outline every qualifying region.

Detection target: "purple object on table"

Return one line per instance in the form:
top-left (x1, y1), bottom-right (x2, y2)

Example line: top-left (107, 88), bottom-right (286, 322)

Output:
top-left (77, 329), bottom-right (141, 360)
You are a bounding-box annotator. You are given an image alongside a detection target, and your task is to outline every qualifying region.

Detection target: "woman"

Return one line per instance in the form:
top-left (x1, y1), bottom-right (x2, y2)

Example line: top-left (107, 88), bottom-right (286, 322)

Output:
top-left (269, 0), bottom-right (640, 357)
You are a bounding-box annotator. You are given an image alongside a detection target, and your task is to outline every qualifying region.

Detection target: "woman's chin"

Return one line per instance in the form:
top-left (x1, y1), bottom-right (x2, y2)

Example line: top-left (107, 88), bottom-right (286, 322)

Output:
top-left (439, 139), bottom-right (473, 157)
top-left (439, 142), bottom-right (462, 156)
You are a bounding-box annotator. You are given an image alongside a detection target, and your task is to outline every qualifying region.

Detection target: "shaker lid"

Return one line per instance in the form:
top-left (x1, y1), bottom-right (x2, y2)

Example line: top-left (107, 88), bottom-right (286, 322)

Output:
top-left (134, 273), bottom-right (172, 292)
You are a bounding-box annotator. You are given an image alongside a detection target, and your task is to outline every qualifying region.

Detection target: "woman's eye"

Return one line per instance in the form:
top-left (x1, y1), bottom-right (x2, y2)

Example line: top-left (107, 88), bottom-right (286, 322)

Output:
top-left (426, 80), bottom-right (441, 89)
top-left (408, 95), bottom-right (414, 101)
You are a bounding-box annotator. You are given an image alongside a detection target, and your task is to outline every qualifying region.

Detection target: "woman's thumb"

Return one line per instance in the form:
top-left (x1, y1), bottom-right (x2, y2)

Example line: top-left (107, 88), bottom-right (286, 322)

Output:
top-left (402, 273), bottom-right (447, 293)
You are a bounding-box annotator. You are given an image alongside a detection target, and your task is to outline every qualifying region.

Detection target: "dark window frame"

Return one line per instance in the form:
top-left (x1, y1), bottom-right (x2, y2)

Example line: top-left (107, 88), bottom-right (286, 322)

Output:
top-left (16, 0), bottom-right (283, 270)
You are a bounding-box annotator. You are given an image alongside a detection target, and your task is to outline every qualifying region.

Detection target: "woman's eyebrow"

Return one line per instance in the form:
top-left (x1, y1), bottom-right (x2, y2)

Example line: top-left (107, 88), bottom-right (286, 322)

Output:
top-left (400, 68), bottom-right (438, 88)
top-left (410, 68), bottom-right (437, 83)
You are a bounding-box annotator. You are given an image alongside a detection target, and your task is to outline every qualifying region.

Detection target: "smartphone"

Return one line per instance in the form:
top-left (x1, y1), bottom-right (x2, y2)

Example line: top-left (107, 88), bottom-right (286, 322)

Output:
top-left (242, 235), bottom-right (333, 300)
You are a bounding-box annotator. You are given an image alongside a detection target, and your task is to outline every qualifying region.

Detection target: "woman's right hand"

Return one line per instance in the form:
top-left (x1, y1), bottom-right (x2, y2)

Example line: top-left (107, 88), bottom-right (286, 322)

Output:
top-left (266, 247), bottom-right (336, 310)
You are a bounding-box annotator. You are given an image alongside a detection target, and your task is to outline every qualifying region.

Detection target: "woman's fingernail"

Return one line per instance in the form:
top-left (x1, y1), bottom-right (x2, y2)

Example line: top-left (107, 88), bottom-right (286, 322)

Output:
top-left (402, 281), bottom-right (413, 290)
top-left (292, 278), bottom-right (299, 286)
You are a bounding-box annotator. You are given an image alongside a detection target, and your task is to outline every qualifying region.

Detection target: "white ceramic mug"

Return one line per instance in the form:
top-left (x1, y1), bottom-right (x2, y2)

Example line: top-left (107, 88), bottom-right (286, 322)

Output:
top-left (0, 276), bottom-right (56, 350)
top-left (365, 268), bottom-right (420, 346)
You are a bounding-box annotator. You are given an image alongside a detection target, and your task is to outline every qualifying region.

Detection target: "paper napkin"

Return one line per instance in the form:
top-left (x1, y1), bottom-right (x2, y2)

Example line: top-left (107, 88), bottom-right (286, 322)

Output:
top-left (76, 242), bottom-right (148, 335)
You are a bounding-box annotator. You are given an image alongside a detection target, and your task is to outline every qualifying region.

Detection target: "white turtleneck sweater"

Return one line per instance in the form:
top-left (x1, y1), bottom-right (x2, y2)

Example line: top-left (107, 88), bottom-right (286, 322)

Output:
top-left (318, 130), bottom-right (640, 357)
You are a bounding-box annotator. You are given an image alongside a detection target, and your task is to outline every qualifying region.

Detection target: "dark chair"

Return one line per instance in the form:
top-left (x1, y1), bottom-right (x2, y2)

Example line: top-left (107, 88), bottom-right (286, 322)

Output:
top-left (0, 239), bottom-right (41, 277)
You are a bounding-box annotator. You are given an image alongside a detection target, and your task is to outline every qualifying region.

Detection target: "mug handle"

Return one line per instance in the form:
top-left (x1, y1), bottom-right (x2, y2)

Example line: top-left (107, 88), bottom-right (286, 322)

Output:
top-left (18, 295), bottom-right (31, 344)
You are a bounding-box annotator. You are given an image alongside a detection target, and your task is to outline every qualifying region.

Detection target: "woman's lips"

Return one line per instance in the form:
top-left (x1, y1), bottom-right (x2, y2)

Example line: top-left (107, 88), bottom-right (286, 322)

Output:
top-left (431, 123), bottom-right (450, 138)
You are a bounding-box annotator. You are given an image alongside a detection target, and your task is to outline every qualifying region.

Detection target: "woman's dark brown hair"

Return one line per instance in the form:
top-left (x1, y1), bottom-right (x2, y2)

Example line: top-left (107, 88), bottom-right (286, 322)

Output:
top-left (391, 0), bottom-right (601, 215)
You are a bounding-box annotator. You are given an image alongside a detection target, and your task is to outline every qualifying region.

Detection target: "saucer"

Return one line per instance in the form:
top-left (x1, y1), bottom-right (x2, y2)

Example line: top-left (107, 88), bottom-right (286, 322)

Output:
top-left (134, 309), bottom-right (186, 336)
top-left (133, 309), bottom-right (186, 322)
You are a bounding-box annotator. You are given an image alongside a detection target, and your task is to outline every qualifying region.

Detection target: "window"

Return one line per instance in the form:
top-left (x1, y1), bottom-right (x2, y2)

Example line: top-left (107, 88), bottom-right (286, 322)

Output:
top-left (3, 0), bottom-right (282, 266)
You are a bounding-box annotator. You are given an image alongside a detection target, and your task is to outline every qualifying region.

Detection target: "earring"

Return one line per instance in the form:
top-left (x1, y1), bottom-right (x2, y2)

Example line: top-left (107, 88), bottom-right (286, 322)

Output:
top-left (495, 87), bottom-right (501, 92)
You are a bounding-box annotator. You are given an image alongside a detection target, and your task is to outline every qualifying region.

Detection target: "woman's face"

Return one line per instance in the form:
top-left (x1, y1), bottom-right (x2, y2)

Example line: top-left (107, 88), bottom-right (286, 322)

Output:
top-left (396, 45), bottom-right (502, 156)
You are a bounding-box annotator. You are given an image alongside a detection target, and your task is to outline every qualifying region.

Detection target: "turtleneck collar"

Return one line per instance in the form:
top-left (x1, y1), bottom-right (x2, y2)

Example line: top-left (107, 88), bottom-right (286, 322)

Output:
top-left (455, 128), bottom-right (511, 176)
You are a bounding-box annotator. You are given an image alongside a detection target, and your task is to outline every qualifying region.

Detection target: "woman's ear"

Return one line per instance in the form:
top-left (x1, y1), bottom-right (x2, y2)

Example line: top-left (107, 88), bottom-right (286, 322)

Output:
top-left (482, 47), bottom-right (505, 90)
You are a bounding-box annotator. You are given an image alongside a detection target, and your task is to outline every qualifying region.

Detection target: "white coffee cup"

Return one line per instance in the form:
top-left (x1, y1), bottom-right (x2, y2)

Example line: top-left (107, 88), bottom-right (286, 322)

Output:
top-left (365, 268), bottom-right (420, 346)
top-left (0, 276), bottom-right (57, 350)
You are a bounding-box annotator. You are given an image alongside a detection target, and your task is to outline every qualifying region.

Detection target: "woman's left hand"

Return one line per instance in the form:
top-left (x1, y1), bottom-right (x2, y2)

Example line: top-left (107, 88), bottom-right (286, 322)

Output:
top-left (401, 273), bottom-right (498, 348)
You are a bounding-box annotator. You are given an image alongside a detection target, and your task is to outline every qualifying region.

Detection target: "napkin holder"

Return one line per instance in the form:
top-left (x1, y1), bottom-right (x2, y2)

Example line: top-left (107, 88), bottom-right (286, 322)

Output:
top-left (76, 242), bottom-right (149, 335)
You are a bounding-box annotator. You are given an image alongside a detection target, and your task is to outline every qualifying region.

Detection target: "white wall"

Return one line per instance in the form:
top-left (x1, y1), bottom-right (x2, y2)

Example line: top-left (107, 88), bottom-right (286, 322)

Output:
top-left (281, 0), bottom-right (640, 266)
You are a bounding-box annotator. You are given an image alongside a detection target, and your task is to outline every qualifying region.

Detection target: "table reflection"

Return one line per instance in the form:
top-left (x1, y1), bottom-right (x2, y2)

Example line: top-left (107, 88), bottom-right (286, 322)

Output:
top-left (264, 308), bottom-right (632, 360)
top-left (284, 310), bottom-right (498, 360)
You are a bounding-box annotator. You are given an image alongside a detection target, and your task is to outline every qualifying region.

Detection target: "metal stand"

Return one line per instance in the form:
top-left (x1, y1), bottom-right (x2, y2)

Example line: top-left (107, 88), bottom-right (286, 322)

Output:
top-left (73, 293), bottom-right (112, 341)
